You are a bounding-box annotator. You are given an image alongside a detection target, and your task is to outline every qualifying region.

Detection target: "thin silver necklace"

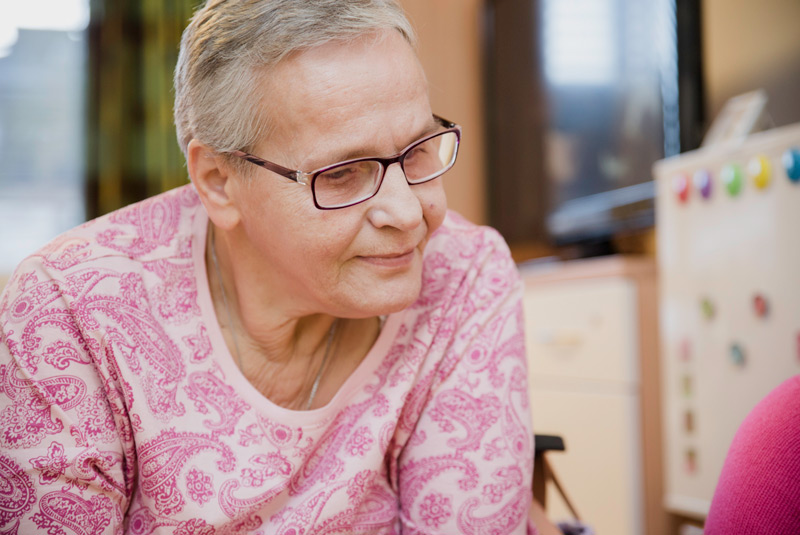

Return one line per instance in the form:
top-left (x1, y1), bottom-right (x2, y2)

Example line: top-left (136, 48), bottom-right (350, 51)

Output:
top-left (209, 225), bottom-right (338, 410)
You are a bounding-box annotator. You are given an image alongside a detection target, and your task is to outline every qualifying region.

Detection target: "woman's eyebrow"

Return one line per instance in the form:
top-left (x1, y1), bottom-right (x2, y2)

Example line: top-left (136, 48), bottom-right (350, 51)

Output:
top-left (412, 115), bottom-right (441, 141)
top-left (314, 115), bottom-right (441, 168)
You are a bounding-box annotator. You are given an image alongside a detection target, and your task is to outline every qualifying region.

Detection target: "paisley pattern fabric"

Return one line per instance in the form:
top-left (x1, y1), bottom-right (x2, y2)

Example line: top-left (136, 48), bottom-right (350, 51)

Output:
top-left (0, 185), bottom-right (535, 534)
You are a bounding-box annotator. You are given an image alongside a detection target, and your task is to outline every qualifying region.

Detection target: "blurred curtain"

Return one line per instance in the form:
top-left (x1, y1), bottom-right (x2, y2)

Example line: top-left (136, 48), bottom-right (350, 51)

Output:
top-left (87, 0), bottom-right (201, 217)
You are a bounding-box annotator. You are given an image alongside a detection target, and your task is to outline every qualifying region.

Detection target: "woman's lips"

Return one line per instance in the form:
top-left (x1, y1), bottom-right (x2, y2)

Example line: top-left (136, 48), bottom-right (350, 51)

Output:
top-left (358, 248), bottom-right (416, 269)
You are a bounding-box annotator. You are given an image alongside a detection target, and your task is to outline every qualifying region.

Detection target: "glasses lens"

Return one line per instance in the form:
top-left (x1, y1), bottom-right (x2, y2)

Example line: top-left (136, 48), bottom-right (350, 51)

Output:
top-left (403, 131), bottom-right (459, 184)
top-left (314, 160), bottom-right (383, 208)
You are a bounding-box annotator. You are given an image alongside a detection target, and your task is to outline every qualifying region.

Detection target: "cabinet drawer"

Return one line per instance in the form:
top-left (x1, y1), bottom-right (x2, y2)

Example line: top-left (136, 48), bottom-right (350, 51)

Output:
top-left (523, 276), bottom-right (638, 383)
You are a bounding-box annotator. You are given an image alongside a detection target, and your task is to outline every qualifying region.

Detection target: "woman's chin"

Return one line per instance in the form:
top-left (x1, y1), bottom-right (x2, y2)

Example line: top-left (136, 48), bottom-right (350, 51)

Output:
top-left (337, 254), bottom-right (422, 315)
top-left (344, 277), bottom-right (422, 319)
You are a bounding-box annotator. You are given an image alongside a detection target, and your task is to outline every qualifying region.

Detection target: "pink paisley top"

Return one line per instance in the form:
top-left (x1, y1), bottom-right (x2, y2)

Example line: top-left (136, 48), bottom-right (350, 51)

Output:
top-left (0, 185), bottom-right (534, 535)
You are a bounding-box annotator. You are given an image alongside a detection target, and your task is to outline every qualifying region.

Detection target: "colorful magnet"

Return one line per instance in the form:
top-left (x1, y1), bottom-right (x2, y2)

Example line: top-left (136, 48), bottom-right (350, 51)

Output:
top-left (684, 410), bottom-right (695, 433)
top-left (721, 163), bottom-right (744, 196)
top-left (673, 173), bottom-right (690, 203)
top-left (753, 294), bottom-right (769, 318)
top-left (693, 169), bottom-right (713, 199)
top-left (701, 297), bottom-right (715, 320)
top-left (682, 374), bottom-right (693, 398)
top-left (686, 448), bottom-right (697, 474)
top-left (748, 155), bottom-right (772, 190)
top-left (680, 338), bottom-right (692, 361)
top-left (796, 332), bottom-right (800, 364)
top-left (783, 147), bottom-right (800, 183)
top-left (730, 343), bottom-right (746, 367)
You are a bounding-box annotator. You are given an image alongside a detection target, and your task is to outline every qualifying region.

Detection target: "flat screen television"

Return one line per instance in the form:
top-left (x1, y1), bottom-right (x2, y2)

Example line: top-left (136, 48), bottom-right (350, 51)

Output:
top-left (539, 0), bottom-right (705, 253)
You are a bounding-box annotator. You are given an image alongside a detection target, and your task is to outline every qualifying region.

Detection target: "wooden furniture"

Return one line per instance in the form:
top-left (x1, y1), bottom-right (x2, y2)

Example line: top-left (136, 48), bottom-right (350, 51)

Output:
top-left (521, 255), bottom-right (667, 535)
top-left (654, 123), bottom-right (800, 521)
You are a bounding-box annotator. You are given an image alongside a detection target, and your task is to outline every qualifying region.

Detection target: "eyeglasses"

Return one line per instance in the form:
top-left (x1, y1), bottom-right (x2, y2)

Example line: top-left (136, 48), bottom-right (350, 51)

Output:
top-left (229, 115), bottom-right (461, 210)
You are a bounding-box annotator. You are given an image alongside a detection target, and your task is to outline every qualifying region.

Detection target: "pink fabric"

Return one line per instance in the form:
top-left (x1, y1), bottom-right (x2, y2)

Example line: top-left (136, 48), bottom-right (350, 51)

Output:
top-left (704, 375), bottom-right (800, 534)
top-left (0, 185), bottom-right (535, 534)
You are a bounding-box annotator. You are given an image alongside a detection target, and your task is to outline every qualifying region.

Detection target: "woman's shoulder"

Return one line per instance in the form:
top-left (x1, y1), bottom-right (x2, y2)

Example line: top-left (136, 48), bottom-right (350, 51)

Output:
top-left (424, 210), bottom-right (517, 283)
top-left (704, 375), bottom-right (800, 534)
top-left (739, 375), bottom-right (800, 438)
top-left (415, 210), bottom-right (519, 311)
top-left (1, 185), bottom-right (204, 331)
top-left (427, 210), bottom-right (514, 267)
top-left (5, 185), bottom-right (203, 285)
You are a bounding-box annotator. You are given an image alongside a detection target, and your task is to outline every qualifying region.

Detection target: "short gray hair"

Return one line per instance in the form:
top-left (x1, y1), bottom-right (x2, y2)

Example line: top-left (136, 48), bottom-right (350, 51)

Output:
top-left (174, 0), bottom-right (417, 162)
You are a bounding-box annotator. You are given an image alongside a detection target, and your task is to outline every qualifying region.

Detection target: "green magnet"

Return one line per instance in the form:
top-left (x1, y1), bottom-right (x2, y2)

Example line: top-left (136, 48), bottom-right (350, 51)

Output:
top-left (721, 163), bottom-right (744, 196)
top-left (701, 298), bottom-right (715, 320)
top-left (682, 374), bottom-right (693, 398)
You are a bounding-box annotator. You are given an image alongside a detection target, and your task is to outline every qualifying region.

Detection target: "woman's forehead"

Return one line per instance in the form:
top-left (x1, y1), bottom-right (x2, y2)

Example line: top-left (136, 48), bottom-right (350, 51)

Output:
top-left (272, 32), bottom-right (426, 116)
top-left (254, 31), bottom-right (431, 168)
top-left (294, 111), bottom-right (435, 172)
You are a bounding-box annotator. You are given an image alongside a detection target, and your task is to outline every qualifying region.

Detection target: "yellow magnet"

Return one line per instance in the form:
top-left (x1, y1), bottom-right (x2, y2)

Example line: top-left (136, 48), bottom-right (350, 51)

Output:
top-left (748, 155), bottom-right (772, 190)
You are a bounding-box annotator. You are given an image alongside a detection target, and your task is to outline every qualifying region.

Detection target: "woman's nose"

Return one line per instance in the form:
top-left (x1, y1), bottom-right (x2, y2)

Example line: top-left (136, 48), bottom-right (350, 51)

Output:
top-left (367, 163), bottom-right (423, 230)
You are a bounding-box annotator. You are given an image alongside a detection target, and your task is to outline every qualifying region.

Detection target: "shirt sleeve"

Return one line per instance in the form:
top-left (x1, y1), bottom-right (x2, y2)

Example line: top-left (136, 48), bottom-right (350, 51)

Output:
top-left (396, 228), bottom-right (535, 535)
top-left (0, 261), bottom-right (130, 534)
top-left (703, 375), bottom-right (800, 535)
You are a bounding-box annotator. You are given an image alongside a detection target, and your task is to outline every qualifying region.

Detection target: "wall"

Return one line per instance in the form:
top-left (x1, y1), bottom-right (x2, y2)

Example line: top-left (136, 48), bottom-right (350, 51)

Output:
top-left (400, 0), bottom-right (487, 225)
top-left (399, 0), bottom-right (800, 229)
top-left (702, 0), bottom-right (800, 127)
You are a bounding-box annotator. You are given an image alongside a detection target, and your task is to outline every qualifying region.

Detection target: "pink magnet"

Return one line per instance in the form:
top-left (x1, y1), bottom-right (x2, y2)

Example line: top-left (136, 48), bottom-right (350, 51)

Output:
top-left (680, 338), bottom-right (692, 361)
top-left (753, 294), bottom-right (769, 318)
top-left (673, 173), bottom-right (690, 203)
top-left (686, 448), bottom-right (697, 474)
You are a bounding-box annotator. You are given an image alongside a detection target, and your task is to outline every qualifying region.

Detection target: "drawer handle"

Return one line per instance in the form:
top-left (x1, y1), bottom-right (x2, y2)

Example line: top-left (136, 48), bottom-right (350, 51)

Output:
top-left (536, 330), bottom-right (584, 348)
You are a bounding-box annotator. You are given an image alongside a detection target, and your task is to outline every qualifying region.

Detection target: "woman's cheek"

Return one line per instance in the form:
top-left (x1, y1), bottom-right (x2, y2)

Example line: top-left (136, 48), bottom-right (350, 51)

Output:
top-left (424, 186), bottom-right (448, 235)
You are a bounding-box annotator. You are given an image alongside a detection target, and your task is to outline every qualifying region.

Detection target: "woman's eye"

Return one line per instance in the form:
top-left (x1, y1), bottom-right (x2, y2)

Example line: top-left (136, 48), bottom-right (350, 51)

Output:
top-left (407, 147), bottom-right (426, 160)
top-left (322, 166), bottom-right (358, 180)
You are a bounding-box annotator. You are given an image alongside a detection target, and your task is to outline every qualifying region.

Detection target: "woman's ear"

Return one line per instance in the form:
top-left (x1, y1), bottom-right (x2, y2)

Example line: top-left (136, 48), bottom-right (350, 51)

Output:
top-left (187, 139), bottom-right (240, 230)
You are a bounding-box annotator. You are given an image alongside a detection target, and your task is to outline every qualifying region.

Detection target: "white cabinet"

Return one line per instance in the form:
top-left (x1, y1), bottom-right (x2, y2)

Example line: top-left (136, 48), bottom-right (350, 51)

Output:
top-left (654, 123), bottom-right (800, 519)
top-left (525, 277), bottom-right (639, 384)
top-left (522, 256), bottom-right (666, 535)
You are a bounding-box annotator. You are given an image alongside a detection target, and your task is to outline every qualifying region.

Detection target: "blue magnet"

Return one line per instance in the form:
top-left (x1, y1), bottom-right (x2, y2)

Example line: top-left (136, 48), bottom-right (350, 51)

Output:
top-left (783, 147), bottom-right (800, 183)
top-left (730, 343), bottom-right (746, 367)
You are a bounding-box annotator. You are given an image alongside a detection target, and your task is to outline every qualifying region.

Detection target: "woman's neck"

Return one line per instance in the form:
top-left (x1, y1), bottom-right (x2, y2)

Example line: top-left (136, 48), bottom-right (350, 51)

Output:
top-left (206, 222), bottom-right (380, 409)
top-left (207, 222), bottom-right (336, 364)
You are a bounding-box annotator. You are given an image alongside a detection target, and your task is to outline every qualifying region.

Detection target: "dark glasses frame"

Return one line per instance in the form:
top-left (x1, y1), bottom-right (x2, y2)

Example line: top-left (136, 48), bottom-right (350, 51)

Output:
top-left (228, 114), bottom-right (461, 209)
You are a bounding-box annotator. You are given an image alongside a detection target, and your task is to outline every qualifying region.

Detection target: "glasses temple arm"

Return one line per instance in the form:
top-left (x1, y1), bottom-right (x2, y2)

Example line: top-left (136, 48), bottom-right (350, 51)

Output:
top-left (230, 150), bottom-right (305, 183)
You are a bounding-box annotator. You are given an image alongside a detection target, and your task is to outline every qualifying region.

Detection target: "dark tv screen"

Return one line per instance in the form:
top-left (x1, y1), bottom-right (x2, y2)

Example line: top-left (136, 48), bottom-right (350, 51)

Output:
top-left (540, 0), bottom-right (702, 246)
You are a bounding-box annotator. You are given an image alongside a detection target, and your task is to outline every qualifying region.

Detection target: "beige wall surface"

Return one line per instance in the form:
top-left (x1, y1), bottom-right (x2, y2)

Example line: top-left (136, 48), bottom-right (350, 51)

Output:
top-left (399, 0), bottom-right (800, 225)
top-left (702, 0), bottom-right (800, 127)
top-left (400, 0), bottom-right (487, 225)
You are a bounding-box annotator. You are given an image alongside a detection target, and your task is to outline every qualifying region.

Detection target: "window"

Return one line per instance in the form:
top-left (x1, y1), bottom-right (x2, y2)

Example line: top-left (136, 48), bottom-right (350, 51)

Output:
top-left (0, 0), bottom-right (89, 273)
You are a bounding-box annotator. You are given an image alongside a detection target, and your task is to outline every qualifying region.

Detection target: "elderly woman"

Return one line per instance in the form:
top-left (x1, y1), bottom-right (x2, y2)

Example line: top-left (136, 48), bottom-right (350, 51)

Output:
top-left (0, 1), bottom-right (534, 533)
